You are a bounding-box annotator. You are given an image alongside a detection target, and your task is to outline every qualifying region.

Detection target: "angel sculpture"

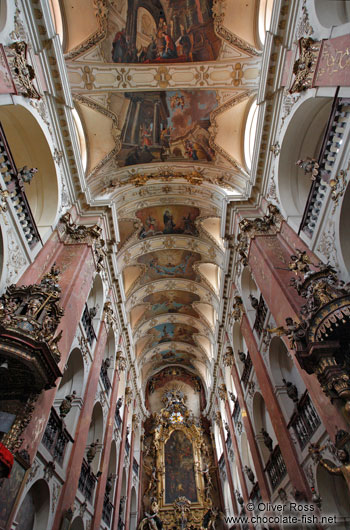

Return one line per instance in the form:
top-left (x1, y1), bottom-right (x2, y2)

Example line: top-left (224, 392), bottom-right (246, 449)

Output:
top-left (266, 317), bottom-right (307, 350)
top-left (143, 463), bottom-right (159, 496)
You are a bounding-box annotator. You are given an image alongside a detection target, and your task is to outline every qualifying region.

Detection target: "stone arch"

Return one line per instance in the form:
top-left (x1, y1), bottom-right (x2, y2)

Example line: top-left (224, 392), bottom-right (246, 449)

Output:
top-left (55, 347), bottom-right (85, 435)
top-left (313, 0), bottom-right (350, 28)
top-left (277, 96), bottom-right (333, 232)
top-left (268, 336), bottom-right (305, 420)
top-left (339, 183), bottom-right (350, 274)
top-left (0, 104), bottom-right (59, 242)
top-left (252, 391), bottom-right (276, 465)
top-left (130, 486), bottom-right (138, 530)
top-left (15, 479), bottom-right (50, 530)
top-left (316, 460), bottom-right (350, 522)
top-left (87, 401), bottom-right (104, 475)
top-left (70, 516), bottom-right (85, 530)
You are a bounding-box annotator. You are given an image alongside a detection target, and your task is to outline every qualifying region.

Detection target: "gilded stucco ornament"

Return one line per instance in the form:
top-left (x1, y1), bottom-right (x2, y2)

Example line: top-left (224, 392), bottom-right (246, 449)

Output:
top-left (289, 38), bottom-right (321, 94)
top-left (231, 295), bottom-right (244, 322)
top-left (218, 383), bottom-right (227, 401)
top-left (5, 41), bottom-right (40, 99)
top-left (223, 346), bottom-right (234, 367)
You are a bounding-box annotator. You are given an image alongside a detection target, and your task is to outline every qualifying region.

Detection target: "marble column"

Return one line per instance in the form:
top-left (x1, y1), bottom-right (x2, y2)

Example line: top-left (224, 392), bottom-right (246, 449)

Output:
top-left (112, 402), bottom-right (129, 529)
top-left (124, 427), bottom-right (136, 530)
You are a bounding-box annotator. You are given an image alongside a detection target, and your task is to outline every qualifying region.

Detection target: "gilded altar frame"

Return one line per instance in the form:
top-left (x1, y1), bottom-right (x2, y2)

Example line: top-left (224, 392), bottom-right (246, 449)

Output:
top-left (154, 419), bottom-right (209, 528)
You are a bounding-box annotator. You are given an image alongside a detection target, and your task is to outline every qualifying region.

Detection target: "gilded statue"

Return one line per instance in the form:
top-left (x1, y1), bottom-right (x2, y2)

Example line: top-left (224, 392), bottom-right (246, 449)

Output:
top-left (309, 444), bottom-right (350, 494)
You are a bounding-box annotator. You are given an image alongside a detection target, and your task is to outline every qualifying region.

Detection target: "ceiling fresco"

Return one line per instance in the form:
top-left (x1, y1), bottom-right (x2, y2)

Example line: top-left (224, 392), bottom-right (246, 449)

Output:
top-left (140, 290), bottom-right (201, 320)
top-left (103, 0), bottom-right (221, 64)
top-left (115, 90), bottom-right (217, 167)
top-left (136, 205), bottom-right (200, 238)
top-left (147, 322), bottom-right (199, 348)
top-left (136, 249), bottom-right (202, 285)
top-left (61, 0), bottom-right (263, 397)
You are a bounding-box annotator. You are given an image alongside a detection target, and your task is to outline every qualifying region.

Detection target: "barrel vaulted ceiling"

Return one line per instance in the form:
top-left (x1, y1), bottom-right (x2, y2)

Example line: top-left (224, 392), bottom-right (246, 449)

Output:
top-left (58, 0), bottom-right (264, 396)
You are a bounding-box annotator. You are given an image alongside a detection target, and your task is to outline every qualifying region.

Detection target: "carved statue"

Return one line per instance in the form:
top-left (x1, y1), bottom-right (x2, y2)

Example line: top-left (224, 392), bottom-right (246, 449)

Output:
top-left (138, 500), bottom-right (163, 530)
top-left (59, 390), bottom-right (76, 418)
top-left (309, 445), bottom-right (350, 494)
top-left (236, 489), bottom-right (244, 505)
top-left (238, 350), bottom-right (246, 363)
top-left (244, 465), bottom-right (255, 484)
top-left (116, 397), bottom-right (123, 410)
top-left (267, 317), bottom-right (307, 351)
top-left (282, 378), bottom-right (299, 403)
top-left (261, 427), bottom-right (273, 452)
top-left (17, 166), bottom-right (38, 184)
top-left (202, 507), bottom-right (218, 529)
top-left (86, 439), bottom-right (99, 464)
top-left (249, 294), bottom-right (259, 311)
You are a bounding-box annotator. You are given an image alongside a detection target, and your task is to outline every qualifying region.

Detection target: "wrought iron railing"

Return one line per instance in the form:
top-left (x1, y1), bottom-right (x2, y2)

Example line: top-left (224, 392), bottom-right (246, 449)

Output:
top-left (102, 494), bottom-right (114, 526)
top-left (288, 392), bottom-right (321, 450)
top-left (265, 445), bottom-right (287, 491)
top-left (82, 304), bottom-right (96, 345)
top-left (0, 122), bottom-right (41, 248)
top-left (241, 352), bottom-right (253, 388)
top-left (42, 408), bottom-right (73, 465)
top-left (253, 295), bottom-right (268, 337)
top-left (78, 458), bottom-right (97, 503)
top-left (299, 97), bottom-right (350, 237)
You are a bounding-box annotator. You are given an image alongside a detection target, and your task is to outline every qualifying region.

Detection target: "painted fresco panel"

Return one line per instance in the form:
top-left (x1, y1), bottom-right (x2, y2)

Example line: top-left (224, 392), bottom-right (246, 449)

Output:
top-left (103, 0), bottom-right (220, 64)
top-left (137, 205), bottom-right (200, 238)
top-left (148, 323), bottom-right (198, 347)
top-left (165, 430), bottom-right (198, 503)
top-left (142, 290), bottom-right (200, 320)
top-left (116, 90), bottom-right (217, 166)
top-left (137, 250), bottom-right (201, 284)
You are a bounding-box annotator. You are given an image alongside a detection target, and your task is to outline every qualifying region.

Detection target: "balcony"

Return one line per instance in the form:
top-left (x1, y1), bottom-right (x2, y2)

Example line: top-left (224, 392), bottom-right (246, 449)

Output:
top-left (0, 123), bottom-right (41, 249)
top-left (300, 97), bottom-right (350, 238)
top-left (82, 304), bottom-right (97, 346)
top-left (102, 494), bottom-right (114, 526)
top-left (78, 458), bottom-right (97, 503)
top-left (232, 400), bottom-right (241, 424)
top-left (241, 352), bottom-right (253, 389)
top-left (265, 445), bottom-right (287, 491)
top-left (288, 392), bottom-right (321, 450)
top-left (249, 482), bottom-right (262, 505)
top-left (42, 408), bottom-right (73, 465)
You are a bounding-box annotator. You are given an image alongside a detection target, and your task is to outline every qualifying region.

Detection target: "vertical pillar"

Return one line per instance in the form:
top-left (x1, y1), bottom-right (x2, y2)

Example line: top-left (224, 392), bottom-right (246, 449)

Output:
top-left (230, 362), bottom-right (270, 502)
top-left (52, 323), bottom-right (109, 530)
top-left (124, 428), bottom-right (135, 530)
top-left (240, 314), bottom-right (310, 498)
top-left (112, 402), bottom-right (129, 529)
top-left (217, 410), bottom-right (239, 516)
top-left (246, 222), bottom-right (348, 436)
top-left (18, 237), bottom-right (96, 460)
top-left (136, 428), bottom-right (144, 527)
top-left (92, 368), bottom-right (120, 530)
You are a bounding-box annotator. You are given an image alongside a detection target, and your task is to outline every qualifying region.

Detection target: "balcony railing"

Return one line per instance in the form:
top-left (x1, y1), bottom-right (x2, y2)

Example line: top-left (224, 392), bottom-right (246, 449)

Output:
top-left (42, 408), bottom-right (73, 465)
top-left (133, 457), bottom-right (139, 476)
top-left (0, 122), bottom-right (41, 248)
top-left (288, 392), bottom-right (321, 450)
top-left (102, 494), bottom-right (114, 526)
top-left (100, 363), bottom-right (111, 394)
top-left (241, 352), bottom-right (253, 389)
top-left (265, 445), bottom-right (287, 491)
top-left (115, 410), bottom-right (122, 429)
top-left (78, 458), bottom-right (97, 503)
top-left (253, 295), bottom-right (268, 337)
top-left (300, 97), bottom-right (350, 238)
top-left (82, 304), bottom-right (97, 345)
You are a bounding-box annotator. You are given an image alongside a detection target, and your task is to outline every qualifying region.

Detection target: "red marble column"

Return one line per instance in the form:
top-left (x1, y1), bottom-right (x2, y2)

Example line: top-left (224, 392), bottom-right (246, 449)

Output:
top-left (211, 429), bottom-right (225, 510)
top-left (52, 322), bottom-right (108, 530)
top-left (18, 238), bottom-right (96, 460)
top-left (92, 368), bottom-right (120, 530)
top-left (230, 362), bottom-right (270, 502)
top-left (136, 429), bottom-right (144, 527)
top-left (247, 223), bottom-right (348, 437)
top-left (124, 428), bottom-right (135, 530)
top-left (218, 412), bottom-right (239, 516)
top-left (112, 402), bottom-right (129, 530)
top-left (241, 314), bottom-right (310, 498)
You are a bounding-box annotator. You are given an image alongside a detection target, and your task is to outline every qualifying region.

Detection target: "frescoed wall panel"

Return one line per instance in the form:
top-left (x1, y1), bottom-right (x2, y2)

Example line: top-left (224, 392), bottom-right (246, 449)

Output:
top-left (148, 323), bottom-right (199, 348)
top-left (141, 290), bottom-right (200, 320)
top-left (137, 250), bottom-right (201, 285)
